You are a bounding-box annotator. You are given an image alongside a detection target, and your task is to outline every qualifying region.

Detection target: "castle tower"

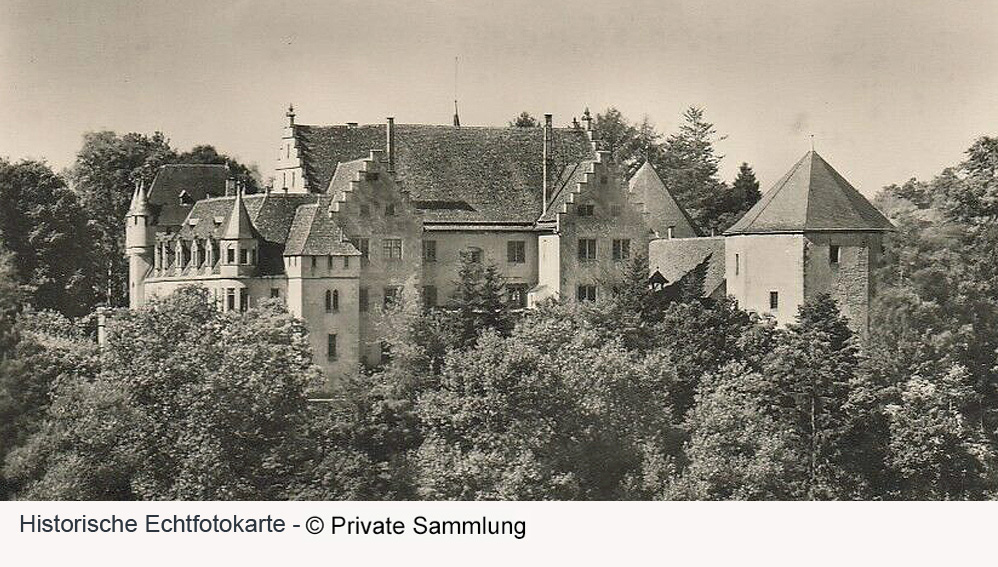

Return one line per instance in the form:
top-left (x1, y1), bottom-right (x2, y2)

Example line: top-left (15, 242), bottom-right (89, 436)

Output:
top-left (219, 188), bottom-right (258, 278)
top-left (723, 151), bottom-right (894, 340)
top-left (125, 180), bottom-right (155, 308)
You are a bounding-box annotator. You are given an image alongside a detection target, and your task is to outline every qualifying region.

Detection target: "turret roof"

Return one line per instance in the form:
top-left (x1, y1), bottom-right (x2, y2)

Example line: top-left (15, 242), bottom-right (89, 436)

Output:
top-left (725, 151), bottom-right (894, 235)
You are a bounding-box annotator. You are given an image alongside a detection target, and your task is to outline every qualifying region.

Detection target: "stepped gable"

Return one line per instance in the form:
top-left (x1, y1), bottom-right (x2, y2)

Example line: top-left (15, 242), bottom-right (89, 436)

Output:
top-left (726, 151), bottom-right (894, 235)
top-left (294, 123), bottom-right (594, 223)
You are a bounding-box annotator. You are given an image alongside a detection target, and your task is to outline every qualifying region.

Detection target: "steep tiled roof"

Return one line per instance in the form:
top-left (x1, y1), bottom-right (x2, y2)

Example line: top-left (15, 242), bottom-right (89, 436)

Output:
top-left (283, 197), bottom-right (359, 256)
top-left (221, 191), bottom-right (255, 240)
top-left (726, 151), bottom-right (894, 235)
top-left (648, 236), bottom-right (726, 298)
top-left (538, 161), bottom-right (590, 222)
top-left (629, 161), bottom-right (700, 238)
top-left (294, 123), bottom-right (594, 223)
top-left (147, 164), bottom-right (228, 226)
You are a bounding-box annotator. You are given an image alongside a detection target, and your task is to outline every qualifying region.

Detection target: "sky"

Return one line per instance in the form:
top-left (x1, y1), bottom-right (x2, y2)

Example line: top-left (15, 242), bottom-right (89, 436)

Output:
top-left (2, 0), bottom-right (997, 196)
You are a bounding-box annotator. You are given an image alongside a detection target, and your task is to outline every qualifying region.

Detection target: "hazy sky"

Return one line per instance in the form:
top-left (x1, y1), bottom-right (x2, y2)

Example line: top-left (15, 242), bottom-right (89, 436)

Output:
top-left (2, 0), bottom-right (997, 196)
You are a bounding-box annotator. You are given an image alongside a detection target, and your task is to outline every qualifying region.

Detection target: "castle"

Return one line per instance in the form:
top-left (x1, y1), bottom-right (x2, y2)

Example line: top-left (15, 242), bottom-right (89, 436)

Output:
top-left (126, 106), bottom-right (892, 389)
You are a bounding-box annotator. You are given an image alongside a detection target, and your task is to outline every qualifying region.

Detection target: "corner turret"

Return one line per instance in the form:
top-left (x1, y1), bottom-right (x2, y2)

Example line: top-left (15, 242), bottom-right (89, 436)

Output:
top-left (125, 180), bottom-right (155, 308)
top-left (219, 188), bottom-right (258, 278)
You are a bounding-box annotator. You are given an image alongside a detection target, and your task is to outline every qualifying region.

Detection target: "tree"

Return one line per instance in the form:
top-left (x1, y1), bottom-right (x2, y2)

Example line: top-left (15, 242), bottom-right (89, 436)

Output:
top-left (658, 106), bottom-right (729, 231)
top-left (177, 145), bottom-right (261, 193)
top-left (699, 162), bottom-right (762, 233)
top-left (0, 159), bottom-right (96, 315)
top-left (508, 111), bottom-right (539, 128)
top-left (5, 288), bottom-right (333, 500)
top-left (70, 131), bottom-right (177, 307)
top-left (449, 256), bottom-right (513, 347)
top-left (885, 367), bottom-right (993, 499)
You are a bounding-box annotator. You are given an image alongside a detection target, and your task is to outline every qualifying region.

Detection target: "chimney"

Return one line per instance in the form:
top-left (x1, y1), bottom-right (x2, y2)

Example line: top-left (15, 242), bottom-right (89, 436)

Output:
top-left (667, 226), bottom-right (675, 239)
top-left (542, 113), bottom-right (552, 214)
top-left (582, 107), bottom-right (593, 131)
top-left (225, 177), bottom-right (237, 196)
top-left (386, 117), bottom-right (396, 174)
top-left (286, 103), bottom-right (295, 127)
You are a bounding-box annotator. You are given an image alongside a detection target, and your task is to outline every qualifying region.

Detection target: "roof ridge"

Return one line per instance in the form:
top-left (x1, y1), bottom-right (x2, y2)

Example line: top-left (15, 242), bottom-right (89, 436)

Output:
top-left (727, 152), bottom-right (810, 234)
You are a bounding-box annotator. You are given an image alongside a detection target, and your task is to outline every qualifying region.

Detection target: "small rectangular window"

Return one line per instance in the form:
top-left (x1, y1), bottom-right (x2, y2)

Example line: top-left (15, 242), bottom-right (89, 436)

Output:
top-left (227, 248), bottom-right (235, 264)
top-left (270, 288), bottom-right (280, 298)
top-left (578, 204), bottom-right (595, 216)
top-left (359, 204), bottom-right (370, 216)
top-left (577, 284), bottom-right (597, 302)
top-left (465, 248), bottom-right (483, 263)
top-left (226, 288), bottom-right (235, 311)
top-left (830, 245), bottom-right (841, 265)
top-left (327, 333), bottom-right (337, 360)
top-left (507, 241), bottom-right (526, 263)
top-left (385, 203), bottom-right (396, 216)
top-left (343, 256), bottom-right (350, 269)
top-left (383, 238), bottom-right (403, 261)
top-left (383, 286), bottom-right (401, 308)
top-left (770, 291), bottom-right (779, 310)
top-left (735, 253), bottom-right (740, 276)
top-left (327, 256), bottom-right (334, 269)
top-left (612, 239), bottom-right (630, 261)
top-left (423, 240), bottom-right (437, 262)
top-left (239, 289), bottom-right (249, 312)
top-left (578, 238), bottom-right (597, 261)
top-left (359, 287), bottom-right (369, 312)
top-left (365, 171), bottom-right (379, 181)
top-left (422, 285), bottom-right (437, 308)
top-left (610, 203), bottom-right (622, 217)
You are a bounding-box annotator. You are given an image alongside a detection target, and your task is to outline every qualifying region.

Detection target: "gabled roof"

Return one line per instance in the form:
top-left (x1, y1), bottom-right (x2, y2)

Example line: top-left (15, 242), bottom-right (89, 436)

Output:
top-left (283, 196), bottom-right (359, 257)
top-left (726, 151), bottom-right (894, 235)
top-left (294, 123), bottom-right (594, 223)
top-left (629, 161), bottom-right (700, 238)
top-left (147, 164), bottom-right (228, 226)
top-left (648, 236), bottom-right (726, 298)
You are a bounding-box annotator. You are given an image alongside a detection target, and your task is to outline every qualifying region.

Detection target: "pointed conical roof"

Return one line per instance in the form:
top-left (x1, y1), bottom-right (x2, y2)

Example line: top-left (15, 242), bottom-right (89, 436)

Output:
top-left (629, 160), bottom-right (700, 238)
top-left (221, 190), bottom-right (255, 240)
top-left (128, 180), bottom-right (150, 216)
top-left (725, 151), bottom-right (893, 235)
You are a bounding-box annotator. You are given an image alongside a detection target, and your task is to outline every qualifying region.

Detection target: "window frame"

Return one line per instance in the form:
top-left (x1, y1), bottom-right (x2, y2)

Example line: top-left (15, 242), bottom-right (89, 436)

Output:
top-left (507, 240), bottom-right (526, 263)
top-left (578, 238), bottom-right (597, 261)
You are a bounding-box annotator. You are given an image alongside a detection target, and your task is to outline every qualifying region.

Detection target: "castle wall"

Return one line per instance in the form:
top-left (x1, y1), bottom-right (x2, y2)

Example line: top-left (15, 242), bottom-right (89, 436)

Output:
top-left (725, 233), bottom-right (805, 326)
top-left (421, 230), bottom-right (539, 303)
top-left (803, 232), bottom-right (883, 341)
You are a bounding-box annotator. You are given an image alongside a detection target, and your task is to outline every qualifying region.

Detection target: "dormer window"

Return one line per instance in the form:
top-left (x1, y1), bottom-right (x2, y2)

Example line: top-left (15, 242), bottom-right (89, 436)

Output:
top-left (578, 204), bottom-right (595, 216)
top-left (179, 190), bottom-right (194, 205)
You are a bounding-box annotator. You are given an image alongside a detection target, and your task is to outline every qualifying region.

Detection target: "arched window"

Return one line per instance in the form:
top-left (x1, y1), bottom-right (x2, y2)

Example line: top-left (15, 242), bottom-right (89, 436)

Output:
top-left (325, 290), bottom-right (332, 312)
top-left (332, 289), bottom-right (339, 311)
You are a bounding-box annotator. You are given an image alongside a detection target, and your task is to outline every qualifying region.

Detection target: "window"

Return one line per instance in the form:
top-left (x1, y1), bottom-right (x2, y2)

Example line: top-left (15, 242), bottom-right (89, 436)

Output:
top-left (250, 249), bottom-right (256, 265)
top-left (353, 238), bottom-right (369, 264)
top-left (612, 239), bottom-right (631, 261)
top-left (577, 204), bottom-right (595, 216)
top-left (769, 291), bottom-right (779, 311)
top-left (325, 289), bottom-right (337, 312)
top-left (508, 284), bottom-right (528, 309)
top-left (422, 285), bottom-right (437, 308)
top-left (735, 253), bottom-right (740, 276)
top-left (830, 245), bottom-right (841, 265)
top-left (310, 256), bottom-right (317, 269)
top-left (270, 288), bottom-right (280, 299)
top-left (327, 333), bottom-right (337, 360)
top-left (464, 247), bottom-right (483, 263)
top-left (226, 288), bottom-right (235, 311)
top-left (365, 171), bottom-right (380, 182)
top-left (578, 238), bottom-right (597, 261)
top-left (360, 204), bottom-right (370, 216)
top-left (384, 286), bottom-right (401, 308)
top-left (343, 256), bottom-right (351, 269)
top-left (239, 289), bottom-right (249, 312)
top-left (577, 284), bottom-right (597, 302)
top-left (383, 238), bottom-right (403, 261)
top-left (227, 247), bottom-right (235, 264)
top-left (385, 203), bottom-right (396, 216)
top-left (610, 203), bottom-right (622, 217)
top-left (240, 248), bottom-right (248, 264)
top-left (507, 240), bottom-right (526, 263)
top-left (600, 175), bottom-right (608, 185)
top-left (359, 288), bottom-right (369, 312)
top-left (327, 256), bottom-right (334, 270)
top-left (422, 240), bottom-right (437, 262)
top-left (332, 289), bottom-right (339, 311)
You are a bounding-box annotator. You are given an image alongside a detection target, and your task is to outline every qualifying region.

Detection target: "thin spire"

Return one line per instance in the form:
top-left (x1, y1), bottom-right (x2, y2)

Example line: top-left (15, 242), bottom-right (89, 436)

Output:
top-left (810, 134), bottom-right (815, 152)
top-left (452, 56), bottom-right (460, 127)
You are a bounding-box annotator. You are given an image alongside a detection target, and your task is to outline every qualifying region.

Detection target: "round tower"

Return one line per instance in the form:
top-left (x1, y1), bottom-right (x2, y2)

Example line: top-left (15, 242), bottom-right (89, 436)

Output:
top-left (125, 180), bottom-right (155, 308)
